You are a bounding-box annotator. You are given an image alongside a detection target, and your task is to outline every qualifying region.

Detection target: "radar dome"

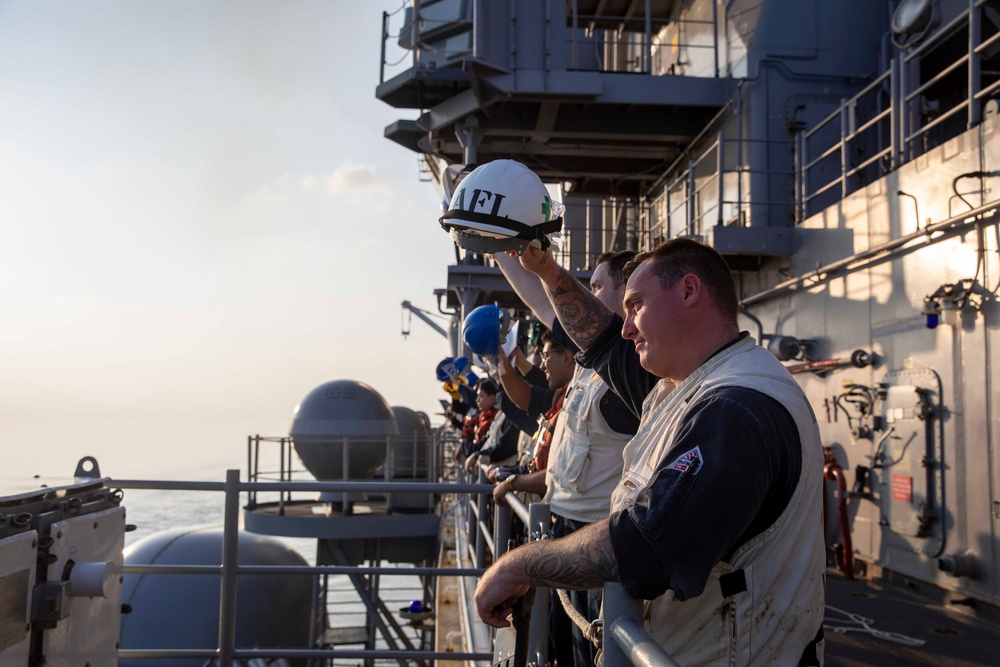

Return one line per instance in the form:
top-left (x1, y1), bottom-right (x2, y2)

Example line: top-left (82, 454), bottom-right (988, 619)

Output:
top-left (290, 380), bottom-right (398, 480)
top-left (390, 406), bottom-right (431, 478)
top-left (120, 527), bottom-right (312, 667)
top-left (385, 406), bottom-right (434, 512)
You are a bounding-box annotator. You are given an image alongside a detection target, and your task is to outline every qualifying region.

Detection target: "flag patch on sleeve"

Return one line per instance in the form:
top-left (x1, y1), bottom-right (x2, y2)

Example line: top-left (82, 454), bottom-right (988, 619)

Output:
top-left (670, 446), bottom-right (703, 475)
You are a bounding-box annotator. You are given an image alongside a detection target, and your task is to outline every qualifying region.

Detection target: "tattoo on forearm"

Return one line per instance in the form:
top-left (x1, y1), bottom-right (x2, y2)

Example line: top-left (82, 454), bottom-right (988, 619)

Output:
top-left (547, 274), bottom-right (613, 350)
top-left (523, 533), bottom-right (619, 590)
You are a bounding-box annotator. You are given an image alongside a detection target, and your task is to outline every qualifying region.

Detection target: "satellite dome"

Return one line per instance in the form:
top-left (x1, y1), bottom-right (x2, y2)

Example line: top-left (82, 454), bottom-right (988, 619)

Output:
top-left (120, 527), bottom-right (311, 666)
top-left (387, 406), bottom-right (433, 512)
top-left (290, 380), bottom-right (399, 480)
top-left (390, 406), bottom-right (431, 478)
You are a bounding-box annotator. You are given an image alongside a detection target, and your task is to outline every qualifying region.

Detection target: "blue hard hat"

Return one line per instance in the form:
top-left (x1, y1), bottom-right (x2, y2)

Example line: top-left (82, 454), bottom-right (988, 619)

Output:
top-left (435, 356), bottom-right (469, 381)
top-left (462, 303), bottom-right (511, 357)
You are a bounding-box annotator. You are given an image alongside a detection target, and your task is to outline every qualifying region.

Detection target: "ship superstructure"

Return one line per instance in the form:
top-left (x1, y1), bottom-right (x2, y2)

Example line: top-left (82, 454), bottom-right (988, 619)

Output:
top-left (4, 2), bottom-right (1000, 666)
top-left (378, 0), bottom-right (1000, 617)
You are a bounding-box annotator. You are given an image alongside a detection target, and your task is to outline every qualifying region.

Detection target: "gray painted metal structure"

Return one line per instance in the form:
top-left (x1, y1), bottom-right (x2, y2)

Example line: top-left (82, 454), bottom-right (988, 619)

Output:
top-left (377, 0), bottom-right (1000, 649)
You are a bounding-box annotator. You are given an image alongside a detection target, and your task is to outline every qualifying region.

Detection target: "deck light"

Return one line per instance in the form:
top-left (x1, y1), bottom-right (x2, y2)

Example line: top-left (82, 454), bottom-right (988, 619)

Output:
top-left (892, 0), bottom-right (932, 36)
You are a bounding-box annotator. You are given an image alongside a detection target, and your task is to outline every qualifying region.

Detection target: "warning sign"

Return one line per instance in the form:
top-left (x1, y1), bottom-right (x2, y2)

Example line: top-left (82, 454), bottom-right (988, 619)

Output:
top-left (892, 474), bottom-right (913, 503)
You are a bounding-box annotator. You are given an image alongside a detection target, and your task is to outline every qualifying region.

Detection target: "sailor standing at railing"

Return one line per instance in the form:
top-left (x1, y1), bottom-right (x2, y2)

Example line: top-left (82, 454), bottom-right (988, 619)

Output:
top-left (462, 378), bottom-right (521, 474)
top-left (492, 249), bottom-right (640, 666)
top-left (439, 160), bottom-right (826, 666)
top-left (491, 331), bottom-right (570, 481)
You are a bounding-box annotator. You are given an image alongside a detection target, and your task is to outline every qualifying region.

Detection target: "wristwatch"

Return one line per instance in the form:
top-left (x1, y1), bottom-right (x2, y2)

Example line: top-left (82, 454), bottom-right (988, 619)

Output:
top-left (506, 474), bottom-right (518, 492)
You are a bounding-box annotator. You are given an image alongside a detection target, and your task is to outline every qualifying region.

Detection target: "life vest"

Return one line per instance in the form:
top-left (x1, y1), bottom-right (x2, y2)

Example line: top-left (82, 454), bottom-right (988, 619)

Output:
top-left (610, 336), bottom-right (825, 665)
top-left (546, 365), bottom-right (631, 523)
top-left (530, 385), bottom-right (566, 471)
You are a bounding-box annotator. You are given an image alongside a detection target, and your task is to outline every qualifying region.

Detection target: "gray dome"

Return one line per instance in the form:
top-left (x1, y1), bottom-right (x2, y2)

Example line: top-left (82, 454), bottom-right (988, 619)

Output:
top-left (390, 406), bottom-right (431, 478)
top-left (120, 527), bottom-right (312, 667)
top-left (416, 411), bottom-right (431, 432)
top-left (383, 406), bottom-right (433, 512)
top-left (290, 380), bottom-right (398, 480)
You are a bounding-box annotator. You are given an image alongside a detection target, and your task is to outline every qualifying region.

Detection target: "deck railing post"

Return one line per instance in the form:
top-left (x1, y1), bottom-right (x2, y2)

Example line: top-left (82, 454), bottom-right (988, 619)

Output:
top-left (717, 131), bottom-right (725, 226)
top-left (465, 465), bottom-right (476, 557)
top-left (218, 468), bottom-right (241, 667)
top-left (970, 1), bottom-right (981, 128)
top-left (839, 98), bottom-right (848, 198)
top-left (891, 56), bottom-right (901, 168)
top-left (495, 502), bottom-right (512, 557)
top-left (712, 0), bottom-right (720, 78)
top-left (475, 466), bottom-right (488, 568)
top-left (342, 437), bottom-right (350, 511)
top-left (526, 502), bottom-right (551, 666)
top-left (602, 581), bottom-right (680, 667)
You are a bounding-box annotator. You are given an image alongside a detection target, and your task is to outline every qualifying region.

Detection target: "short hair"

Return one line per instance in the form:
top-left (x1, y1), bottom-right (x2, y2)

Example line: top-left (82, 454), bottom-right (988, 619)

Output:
top-left (539, 330), bottom-right (569, 355)
top-left (622, 239), bottom-right (738, 325)
top-left (478, 379), bottom-right (498, 395)
top-left (595, 250), bottom-right (637, 287)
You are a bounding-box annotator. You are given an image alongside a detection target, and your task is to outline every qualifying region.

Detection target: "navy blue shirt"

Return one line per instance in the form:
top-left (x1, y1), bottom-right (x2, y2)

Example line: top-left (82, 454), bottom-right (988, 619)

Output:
top-left (551, 319), bottom-right (640, 436)
top-left (577, 320), bottom-right (802, 602)
top-left (478, 393), bottom-right (521, 462)
top-left (498, 389), bottom-right (542, 437)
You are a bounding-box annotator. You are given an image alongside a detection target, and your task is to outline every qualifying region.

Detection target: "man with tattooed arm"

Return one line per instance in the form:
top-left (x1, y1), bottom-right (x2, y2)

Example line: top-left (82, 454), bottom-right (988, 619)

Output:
top-left (474, 238), bottom-right (826, 666)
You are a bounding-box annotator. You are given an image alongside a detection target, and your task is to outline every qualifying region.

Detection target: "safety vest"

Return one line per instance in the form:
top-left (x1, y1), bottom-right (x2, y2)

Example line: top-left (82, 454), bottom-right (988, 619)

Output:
top-left (610, 336), bottom-right (825, 665)
top-left (546, 365), bottom-right (632, 523)
top-left (529, 385), bottom-right (566, 471)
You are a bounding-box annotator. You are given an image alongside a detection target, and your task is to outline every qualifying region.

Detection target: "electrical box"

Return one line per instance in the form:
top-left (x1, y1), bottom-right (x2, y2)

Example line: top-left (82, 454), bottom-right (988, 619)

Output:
top-left (0, 462), bottom-right (124, 667)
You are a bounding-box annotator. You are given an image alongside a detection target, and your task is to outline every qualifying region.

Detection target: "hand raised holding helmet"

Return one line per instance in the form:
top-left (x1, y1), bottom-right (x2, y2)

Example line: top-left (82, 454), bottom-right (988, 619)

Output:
top-left (462, 303), bottom-right (513, 360)
top-left (439, 160), bottom-right (564, 255)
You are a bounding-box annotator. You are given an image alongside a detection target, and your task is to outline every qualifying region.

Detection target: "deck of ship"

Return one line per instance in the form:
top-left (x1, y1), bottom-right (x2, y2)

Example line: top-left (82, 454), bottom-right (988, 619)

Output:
top-left (825, 572), bottom-right (1000, 666)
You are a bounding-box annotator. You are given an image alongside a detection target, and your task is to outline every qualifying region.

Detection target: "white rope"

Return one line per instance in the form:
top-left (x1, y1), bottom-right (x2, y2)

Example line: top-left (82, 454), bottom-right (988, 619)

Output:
top-left (557, 588), bottom-right (603, 648)
top-left (824, 604), bottom-right (926, 646)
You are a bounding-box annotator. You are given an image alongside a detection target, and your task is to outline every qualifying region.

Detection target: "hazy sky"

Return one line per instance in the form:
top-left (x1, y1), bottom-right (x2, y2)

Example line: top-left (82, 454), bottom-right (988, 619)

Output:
top-left (0, 1), bottom-right (457, 479)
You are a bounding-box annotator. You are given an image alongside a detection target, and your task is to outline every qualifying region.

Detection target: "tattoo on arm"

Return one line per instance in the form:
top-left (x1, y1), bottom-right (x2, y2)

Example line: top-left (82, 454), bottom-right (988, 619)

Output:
top-left (522, 522), bottom-right (618, 590)
top-left (547, 273), bottom-right (614, 350)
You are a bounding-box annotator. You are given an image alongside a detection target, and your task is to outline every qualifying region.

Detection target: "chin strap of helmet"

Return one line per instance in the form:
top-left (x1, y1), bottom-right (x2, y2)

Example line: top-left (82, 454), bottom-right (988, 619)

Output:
top-left (439, 210), bottom-right (563, 250)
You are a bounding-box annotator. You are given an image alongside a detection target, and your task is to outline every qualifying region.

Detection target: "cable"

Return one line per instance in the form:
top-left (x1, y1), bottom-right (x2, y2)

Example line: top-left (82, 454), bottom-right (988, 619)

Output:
top-left (824, 605), bottom-right (926, 646)
top-left (878, 430), bottom-right (916, 468)
top-left (386, 0), bottom-right (409, 17)
top-left (869, 426), bottom-right (895, 468)
top-left (951, 171), bottom-right (985, 214)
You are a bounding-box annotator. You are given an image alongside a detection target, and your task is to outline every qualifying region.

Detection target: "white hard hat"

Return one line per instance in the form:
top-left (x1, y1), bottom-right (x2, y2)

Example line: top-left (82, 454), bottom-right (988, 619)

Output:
top-left (439, 159), bottom-right (564, 253)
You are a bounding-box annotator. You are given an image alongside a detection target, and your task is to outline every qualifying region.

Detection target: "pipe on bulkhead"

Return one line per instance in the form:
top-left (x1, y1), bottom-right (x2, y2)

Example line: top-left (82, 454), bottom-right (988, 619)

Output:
top-left (823, 453), bottom-right (854, 580)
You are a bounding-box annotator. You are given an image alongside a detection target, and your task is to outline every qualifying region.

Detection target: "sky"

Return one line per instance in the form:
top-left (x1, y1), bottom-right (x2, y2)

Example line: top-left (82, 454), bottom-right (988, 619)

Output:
top-left (0, 1), bottom-right (457, 480)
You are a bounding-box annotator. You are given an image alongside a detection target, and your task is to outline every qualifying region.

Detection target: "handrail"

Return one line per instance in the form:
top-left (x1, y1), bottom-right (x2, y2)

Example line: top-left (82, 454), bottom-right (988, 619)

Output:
top-left (115, 441), bottom-right (670, 667)
top-left (602, 582), bottom-right (679, 667)
top-left (118, 648), bottom-right (491, 661)
top-left (124, 564), bottom-right (484, 576)
top-left (742, 201), bottom-right (1000, 306)
top-left (903, 9), bottom-right (971, 63)
top-left (904, 53), bottom-right (969, 102)
top-left (116, 468), bottom-right (496, 666)
top-left (113, 478), bottom-right (489, 494)
top-left (803, 69), bottom-right (892, 142)
top-left (904, 99), bottom-right (969, 144)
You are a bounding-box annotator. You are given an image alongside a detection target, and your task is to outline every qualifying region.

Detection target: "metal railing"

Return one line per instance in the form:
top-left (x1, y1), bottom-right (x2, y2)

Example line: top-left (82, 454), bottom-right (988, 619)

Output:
top-left (566, 12), bottom-right (723, 77)
top-left (459, 460), bottom-right (674, 667)
top-left (112, 428), bottom-right (669, 665)
top-left (799, 2), bottom-right (998, 220)
top-left (622, 2), bottom-right (1000, 240)
top-left (638, 130), bottom-right (797, 247)
top-left (114, 473), bottom-right (491, 665)
top-left (380, 1), bottom-right (725, 83)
